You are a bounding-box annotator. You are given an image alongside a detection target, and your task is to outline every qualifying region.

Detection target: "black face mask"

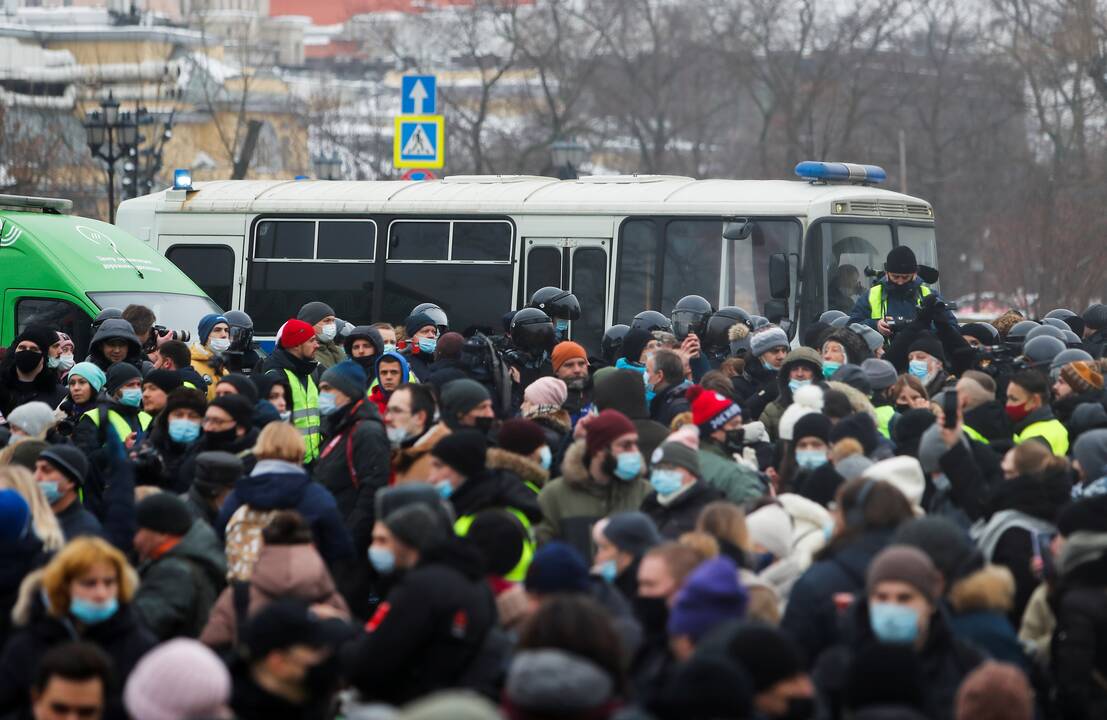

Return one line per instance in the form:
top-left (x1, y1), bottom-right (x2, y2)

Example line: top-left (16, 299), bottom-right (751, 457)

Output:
top-left (205, 427), bottom-right (238, 448)
top-left (474, 416), bottom-right (496, 435)
top-left (14, 350), bottom-right (43, 374)
top-left (775, 696), bottom-right (816, 720)
top-left (353, 355), bottom-right (376, 372)
top-left (895, 403), bottom-right (911, 414)
top-left (723, 428), bottom-right (745, 453)
top-left (633, 596), bottom-right (669, 637)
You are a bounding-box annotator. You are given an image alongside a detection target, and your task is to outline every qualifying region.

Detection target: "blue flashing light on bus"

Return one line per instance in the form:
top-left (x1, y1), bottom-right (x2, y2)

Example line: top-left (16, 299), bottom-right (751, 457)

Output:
top-left (795, 161), bottom-right (887, 185)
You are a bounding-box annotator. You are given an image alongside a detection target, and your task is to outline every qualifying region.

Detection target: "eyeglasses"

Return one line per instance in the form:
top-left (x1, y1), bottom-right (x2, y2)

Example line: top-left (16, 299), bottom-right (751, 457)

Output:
top-left (201, 416), bottom-right (234, 429)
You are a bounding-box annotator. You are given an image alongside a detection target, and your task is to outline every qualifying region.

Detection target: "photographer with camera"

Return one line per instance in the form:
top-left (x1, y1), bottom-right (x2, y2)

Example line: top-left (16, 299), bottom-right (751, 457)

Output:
top-left (849, 246), bottom-right (957, 337)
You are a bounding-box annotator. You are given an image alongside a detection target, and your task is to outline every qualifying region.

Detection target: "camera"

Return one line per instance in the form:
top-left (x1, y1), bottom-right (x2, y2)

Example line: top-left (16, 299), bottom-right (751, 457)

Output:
top-left (144, 325), bottom-right (191, 353)
top-left (130, 443), bottom-right (166, 485)
top-left (975, 344), bottom-right (1025, 378)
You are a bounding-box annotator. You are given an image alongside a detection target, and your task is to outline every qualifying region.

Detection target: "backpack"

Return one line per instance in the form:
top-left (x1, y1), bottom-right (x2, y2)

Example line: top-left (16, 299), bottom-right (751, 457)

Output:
top-left (224, 505), bottom-right (278, 581)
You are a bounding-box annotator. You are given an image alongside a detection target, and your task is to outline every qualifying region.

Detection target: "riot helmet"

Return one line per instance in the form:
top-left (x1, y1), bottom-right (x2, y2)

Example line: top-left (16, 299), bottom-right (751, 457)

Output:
top-left (748, 315), bottom-right (770, 330)
top-left (411, 303), bottom-right (449, 334)
top-left (1051, 348), bottom-right (1094, 373)
top-left (1006, 320), bottom-right (1039, 349)
top-left (510, 308), bottom-right (556, 356)
top-left (631, 310), bottom-right (672, 333)
top-left (819, 309), bottom-right (848, 326)
top-left (670, 295), bottom-right (714, 340)
top-left (1041, 318), bottom-right (1070, 332)
top-left (1063, 330), bottom-right (1083, 348)
top-left (704, 306), bottom-right (751, 354)
top-left (1025, 324), bottom-right (1066, 343)
top-left (601, 324), bottom-right (630, 365)
top-left (528, 287), bottom-right (581, 325)
top-left (224, 310), bottom-right (254, 352)
top-left (1022, 335), bottom-right (1066, 367)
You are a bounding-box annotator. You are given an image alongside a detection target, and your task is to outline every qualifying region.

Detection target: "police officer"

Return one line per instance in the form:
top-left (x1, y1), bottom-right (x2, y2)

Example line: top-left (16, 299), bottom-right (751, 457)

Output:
top-left (848, 246), bottom-right (955, 337)
top-left (222, 310), bottom-right (261, 375)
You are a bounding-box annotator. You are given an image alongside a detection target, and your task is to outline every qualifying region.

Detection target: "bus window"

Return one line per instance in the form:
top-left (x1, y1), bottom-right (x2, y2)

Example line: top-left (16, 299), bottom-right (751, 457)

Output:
top-left (614, 219), bottom-right (658, 324)
top-left (256, 220), bottom-right (313, 258)
top-left (820, 222), bottom-right (893, 315)
top-left (245, 263), bottom-right (373, 335)
top-left (389, 221), bottom-right (448, 260)
top-left (382, 264), bottom-right (512, 334)
top-left (663, 220), bottom-right (724, 313)
top-left (571, 246), bottom-right (607, 355)
top-left (525, 245), bottom-right (563, 301)
top-left (729, 219), bottom-right (801, 318)
top-left (897, 225), bottom-right (939, 280)
top-left (453, 222), bottom-right (512, 261)
top-left (166, 245), bottom-right (235, 311)
top-left (317, 221), bottom-right (375, 260)
top-left (16, 297), bottom-right (91, 359)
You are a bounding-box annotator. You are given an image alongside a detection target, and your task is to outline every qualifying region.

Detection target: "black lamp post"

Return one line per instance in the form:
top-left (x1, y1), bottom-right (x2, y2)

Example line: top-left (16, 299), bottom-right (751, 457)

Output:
top-left (550, 140), bottom-right (588, 180)
top-left (313, 154), bottom-right (342, 180)
top-left (121, 107), bottom-right (175, 201)
top-left (83, 92), bottom-right (138, 223)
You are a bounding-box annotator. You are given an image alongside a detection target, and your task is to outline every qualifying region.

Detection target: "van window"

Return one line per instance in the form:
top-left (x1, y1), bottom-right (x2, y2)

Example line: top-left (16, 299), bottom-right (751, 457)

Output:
top-left (16, 298), bottom-right (91, 358)
top-left (389, 221), bottom-right (448, 261)
top-left (166, 245), bottom-right (235, 311)
top-left (317, 221), bottom-right (375, 260)
top-left (615, 219), bottom-right (658, 324)
top-left (245, 264), bottom-right (373, 335)
top-left (255, 220), bottom-right (314, 259)
top-left (662, 220), bottom-right (722, 312)
top-left (452, 222), bottom-right (512, 261)
top-left (382, 264), bottom-right (511, 335)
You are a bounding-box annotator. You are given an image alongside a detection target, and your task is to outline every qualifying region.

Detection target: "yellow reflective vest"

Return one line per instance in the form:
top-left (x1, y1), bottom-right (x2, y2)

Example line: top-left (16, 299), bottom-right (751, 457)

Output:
top-left (1014, 419), bottom-right (1069, 457)
top-left (454, 508), bottom-right (536, 582)
top-left (286, 369), bottom-right (321, 462)
top-left (82, 407), bottom-right (152, 443)
top-left (868, 284), bottom-right (932, 319)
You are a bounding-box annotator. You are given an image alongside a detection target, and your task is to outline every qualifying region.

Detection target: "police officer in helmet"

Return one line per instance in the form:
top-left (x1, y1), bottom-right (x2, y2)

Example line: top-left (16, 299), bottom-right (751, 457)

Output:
top-left (506, 308), bottom-right (556, 396)
top-left (847, 245), bottom-right (955, 337)
top-left (529, 287), bottom-right (581, 340)
top-left (222, 310), bottom-right (260, 375)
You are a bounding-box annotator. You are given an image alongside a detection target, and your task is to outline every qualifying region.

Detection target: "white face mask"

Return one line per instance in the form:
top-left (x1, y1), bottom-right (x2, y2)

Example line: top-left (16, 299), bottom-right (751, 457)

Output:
top-left (386, 425), bottom-right (409, 447)
top-left (319, 323), bottom-right (337, 342)
top-left (209, 337), bottom-right (231, 353)
top-left (57, 354), bottom-right (75, 371)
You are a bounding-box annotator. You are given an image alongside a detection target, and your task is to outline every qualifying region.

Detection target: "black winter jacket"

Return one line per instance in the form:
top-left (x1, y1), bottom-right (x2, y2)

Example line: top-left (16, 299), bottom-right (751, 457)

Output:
top-left (132, 521), bottom-right (226, 640)
top-left (314, 398), bottom-right (390, 551)
top-left (449, 467), bottom-right (543, 524)
top-left (344, 539), bottom-right (496, 705)
top-left (648, 382), bottom-right (690, 429)
top-left (963, 400), bottom-right (1014, 454)
top-left (640, 481), bottom-right (725, 540)
top-left (1050, 536), bottom-right (1107, 720)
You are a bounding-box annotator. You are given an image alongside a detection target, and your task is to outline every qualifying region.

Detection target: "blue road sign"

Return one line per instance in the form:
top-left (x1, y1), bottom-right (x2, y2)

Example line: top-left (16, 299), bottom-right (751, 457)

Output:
top-left (394, 115), bottom-right (444, 168)
top-left (401, 75), bottom-right (436, 114)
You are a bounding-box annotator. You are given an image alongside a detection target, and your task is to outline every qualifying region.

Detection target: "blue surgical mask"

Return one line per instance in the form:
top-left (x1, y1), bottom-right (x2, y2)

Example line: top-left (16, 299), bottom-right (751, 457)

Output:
top-left (384, 343), bottom-right (397, 353)
top-left (318, 391), bottom-right (339, 415)
top-left (613, 452), bottom-right (642, 481)
top-left (650, 468), bottom-right (684, 496)
top-left (908, 359), bottom-right (929, 380)
top-left (556, 320), bottom-right (569, 334)
top-left (762, 361), bottom-right (777, 372)
top-left (418, 337), bottom-right (437, 354)
top-left (120, 387), bottom-right (142, 407)
top-left (822, 361), bottom-right (841, 379)
top-left (39, 481), bottom-right (62, 504)
top-left (69, 597), bottom-right (118, 625)
top-left (168, 419), bottom-right (201, 444)
top-left (368, 546), bottom-right (395, 575)
top-left (435, 480), bottom-right (454, 499)
top-left (823, 521), bottom-right (835, 542)
top-left (788, 379), bottom-right (811, 394)
top-left (796, 449), bottom-right (828, 470)
top-left (869, 602), bottom-right (920, 644)
top-left (598, 559), bottom-right (617, 583)
top-left (47, 356), bottom-right (62, 369)
top-left (538, 445), bottom-right (552, 471)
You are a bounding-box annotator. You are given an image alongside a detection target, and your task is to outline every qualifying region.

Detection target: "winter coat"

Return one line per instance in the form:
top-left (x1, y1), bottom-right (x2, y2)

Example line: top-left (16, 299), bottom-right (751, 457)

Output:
top-left (54, 499), bottom-right (105, 542)
top-left (133, 420), bottom-right (195, 493)
top-left (536, 439), bottom-right (651, 560)
top-left (189, 343), bottom-right (226, 400)
top-left (0, 533), bottom-right (48, 645)
top-left (229, 654), bottom-right (333, 720)
top-left (640, 480), bottom-right (724, 540)
top-left (648, 381), bottom-right (690, 429)
top-left (177, 426), bottom-right (260, 492)
top-left (697, 438), bottom-right (765, 503)
top-left (762, 347), bottom-right (824, 442)
top-left (183, 485), bottom-right (219, 529)
top-left (201, 542), bottom-right (349, 650)
top-left (313, 337), bottom-right (346, 370)
top-left (343, 539), bottom-right (496, 705)
top-left (731, 360), bottom-right (777, 416)
top-left (813, 600), bottom-right (985, 720)
top-left (928, 435), bottom-right (1001, 524)
top-left (0, 571), bottom-right (157, 720)
top-left (486, 447), bottom-right (550, 492)
top-left (86, 319), bottom-right (148, 374)
top-left (401, 345), bottom-right (434, 382)
top-left (970, 469), bottom-right (1070, 624)
top-left (449, 467), bottom-right (543, 526)
top-left (963, 400), bottom-right (1014, 453)
top-left (0, 360), bottom-right (65, 417)
top-left (847, 276), bottom-right (957, 330)
top-left (591, 368), bottom-right (669, 460)
top-left (524, 408), bottom-right (574, 477)
top-left (946, 565), bottom-right (1028, 670)
top-left (1049, 531), bottom-right (1107, 720)
top-left (780, 528), bottom-right (895, 664)
top-left (314, 398), bottom-right (390, 551)
top-left (133, 521), bottom-right (226, 640)
top-left (1053, 391), bottom-right (1103, 427)
top-left (217, 459), bottom-right (355, 566)
top-left (1083, 328), bottom-right (1107, 359)
top-left (261, 346), bottom-right (320, 418)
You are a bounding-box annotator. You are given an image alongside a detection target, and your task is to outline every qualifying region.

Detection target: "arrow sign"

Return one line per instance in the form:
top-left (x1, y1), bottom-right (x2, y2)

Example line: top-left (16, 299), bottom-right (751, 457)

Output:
top-left (401, 75), bottom-right (436, 114)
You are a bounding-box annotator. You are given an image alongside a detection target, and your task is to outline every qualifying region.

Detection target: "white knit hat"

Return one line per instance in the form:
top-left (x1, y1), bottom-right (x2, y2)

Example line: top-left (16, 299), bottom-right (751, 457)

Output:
top-left (778, 384), bottom-right (824, 441)
top-left (862, 456), bottom-right (926, 515)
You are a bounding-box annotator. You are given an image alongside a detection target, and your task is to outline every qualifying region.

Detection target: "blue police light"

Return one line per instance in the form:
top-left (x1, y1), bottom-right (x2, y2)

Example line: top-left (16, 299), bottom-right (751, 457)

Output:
top-left (172, 169), bottom-right (193, 191)
top-left (795, 161), bottom-right (887, 185)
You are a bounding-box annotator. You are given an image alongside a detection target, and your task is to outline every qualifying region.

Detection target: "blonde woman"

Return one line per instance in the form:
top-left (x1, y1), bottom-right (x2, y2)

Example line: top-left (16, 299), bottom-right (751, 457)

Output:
top-left (0, 537), bottom-right (155, 716)
top-left (0, 465), bottom-right (64, 552)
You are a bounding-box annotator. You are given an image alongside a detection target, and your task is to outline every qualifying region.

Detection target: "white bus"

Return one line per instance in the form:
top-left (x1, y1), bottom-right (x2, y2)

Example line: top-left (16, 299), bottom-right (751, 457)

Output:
top-left (115, 164), bottom-right (938, 353)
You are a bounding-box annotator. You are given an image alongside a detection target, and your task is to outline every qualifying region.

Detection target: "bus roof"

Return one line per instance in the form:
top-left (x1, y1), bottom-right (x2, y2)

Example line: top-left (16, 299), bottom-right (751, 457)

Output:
top-left (125, 176), bottom-right (935, 219)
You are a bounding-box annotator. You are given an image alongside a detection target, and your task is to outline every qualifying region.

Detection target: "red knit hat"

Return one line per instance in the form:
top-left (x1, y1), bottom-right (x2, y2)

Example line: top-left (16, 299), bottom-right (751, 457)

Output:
top-left (687, 386), bottom-right (742, 432)
top-left (584, 409), bottom-right (637, 458)
top-left (551, 341), bottom-right (588, 373)
top-left (277, 319), bottom-right (315, 349)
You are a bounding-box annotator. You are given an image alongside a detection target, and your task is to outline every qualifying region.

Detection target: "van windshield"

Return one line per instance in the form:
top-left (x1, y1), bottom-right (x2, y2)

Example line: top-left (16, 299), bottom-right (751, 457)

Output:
top-left (88, 292), bottom-right (222, 336)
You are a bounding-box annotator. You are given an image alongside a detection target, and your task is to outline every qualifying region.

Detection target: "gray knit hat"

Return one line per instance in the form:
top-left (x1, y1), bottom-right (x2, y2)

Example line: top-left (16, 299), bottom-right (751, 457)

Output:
top-left (603, 512), bottom-right (662, 557)
top-left (384, 504), bottom-right (448, 553)
top-left (861, 358), bottom-right (898, 391)
top-left (439, 379), bottom-right (491, 425)
top-left (649, 436), bottom-right (701, 476)
top-left (749, 326), bottom-right (789, 358)
top-left (850, 322), bottom-right (884, 352)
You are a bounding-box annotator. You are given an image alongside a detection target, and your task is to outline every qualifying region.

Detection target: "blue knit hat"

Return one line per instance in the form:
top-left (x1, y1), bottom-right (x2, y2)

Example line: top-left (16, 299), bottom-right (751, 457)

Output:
top-left (320, 360), bottom-right (367, 401)
top-left (197, 313), bottom-right (228, 345)
top-left (667, 557), bottom-right (748, 641)
top-left (0, 489), bottom-right (30, 543)
top-left (525, 541), bottom-right (590, 595)
top-left (68, 362), bottom-right (106, 392)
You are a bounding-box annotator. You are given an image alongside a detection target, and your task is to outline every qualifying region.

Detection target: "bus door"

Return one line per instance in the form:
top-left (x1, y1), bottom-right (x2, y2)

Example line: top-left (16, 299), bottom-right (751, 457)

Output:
top-left (159, 235), bottom-right (246, 312)
top-left (522, 238), bottom-right (610, 356)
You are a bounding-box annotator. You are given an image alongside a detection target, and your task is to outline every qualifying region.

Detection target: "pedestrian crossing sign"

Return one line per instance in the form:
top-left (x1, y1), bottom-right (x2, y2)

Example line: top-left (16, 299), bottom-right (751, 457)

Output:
top-left (394, 115), bottom-right (445, 169)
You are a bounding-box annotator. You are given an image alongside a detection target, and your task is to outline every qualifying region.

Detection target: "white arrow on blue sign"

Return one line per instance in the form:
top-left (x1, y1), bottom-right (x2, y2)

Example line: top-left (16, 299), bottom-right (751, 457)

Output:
top-left (401, 75), bottom-right (436, 115)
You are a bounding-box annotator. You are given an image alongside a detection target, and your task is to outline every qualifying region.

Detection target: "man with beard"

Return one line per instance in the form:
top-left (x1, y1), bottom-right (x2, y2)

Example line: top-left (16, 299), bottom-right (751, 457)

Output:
top-left (551, 341), bottom-right (593, 427)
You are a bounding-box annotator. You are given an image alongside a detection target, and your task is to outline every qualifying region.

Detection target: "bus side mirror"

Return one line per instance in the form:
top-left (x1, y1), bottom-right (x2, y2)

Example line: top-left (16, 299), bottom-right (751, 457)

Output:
top-left (723, 219), bottom-right (752, 240)
top-left (764, 299), bottom-right (788, 326)
top-left (769, 253), bottom-right (790, 299)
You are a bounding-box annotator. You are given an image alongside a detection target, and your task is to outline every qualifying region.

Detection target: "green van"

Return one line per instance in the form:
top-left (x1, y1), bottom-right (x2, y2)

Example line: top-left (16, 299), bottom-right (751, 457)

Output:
top-left (0, 194), bottom-right (220, 356)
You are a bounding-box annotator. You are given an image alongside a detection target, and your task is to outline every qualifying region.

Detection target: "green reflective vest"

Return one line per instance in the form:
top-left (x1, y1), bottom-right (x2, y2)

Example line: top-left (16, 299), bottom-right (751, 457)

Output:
top-left (874, 405), bottom-right (895, 439)
top-left (454, 508), bottom-right (535, 582)
top-left (1014, 419), bottom-right (1069, 457)
top-left (286, 369), bottom-right (321, 462)
top-left (962, 425), bottom-right (990, 445)
top-left (868, 283), bottom-right (932, 320)
top-left (82, 407), bottom-right (152, 443)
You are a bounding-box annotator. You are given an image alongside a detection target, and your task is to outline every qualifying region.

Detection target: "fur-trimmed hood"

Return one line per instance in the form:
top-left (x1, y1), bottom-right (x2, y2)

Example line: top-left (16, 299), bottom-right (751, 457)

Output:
top-left (949, 565), bottom-right (1015, 614)
top-left (558, 438), bottom-right (644, 489)
top-left (826, 381), bottom-right (879, 423)
top-left (527, 408), bottom-right (573, 436)
top-left (11, 565), bottom-right (142, 628)
top-left (486, 446), bottom-right (550, 488)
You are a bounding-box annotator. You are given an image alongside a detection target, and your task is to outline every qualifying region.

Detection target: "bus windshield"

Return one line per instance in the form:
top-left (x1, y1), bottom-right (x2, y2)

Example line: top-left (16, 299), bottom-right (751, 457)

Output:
top-left (88, 292), bottom-right (222, 336)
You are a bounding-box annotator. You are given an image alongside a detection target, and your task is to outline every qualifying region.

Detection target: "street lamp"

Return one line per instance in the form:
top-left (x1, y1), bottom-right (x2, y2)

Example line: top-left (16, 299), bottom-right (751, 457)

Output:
top-left (83, 92), bottom-right (139, 224)
top-left (550, 140), bottom-right (588, 180)
top-left (313, 154), bottom-right (342, 180)
top-left (121, 107), bottom-right (175, 201)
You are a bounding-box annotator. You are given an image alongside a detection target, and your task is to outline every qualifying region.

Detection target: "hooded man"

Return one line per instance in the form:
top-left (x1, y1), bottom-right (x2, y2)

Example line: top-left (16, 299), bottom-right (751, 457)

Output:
top-left (86, 318), bottom-right (150, 374)
top-left (298, 301), bottom-right (346, 370)
top-left (592, 368), bottom-right (668, 460)
top-left (190, 314), bottom-right (230, 400)
top-left (368, 351), bottom-right (411, 417)
top-left (261, 319), bottom-right (322, 462)
top-left (343, 325), bottom-right (384, 375)
top-left (761, 347), bottom-right (824, 442)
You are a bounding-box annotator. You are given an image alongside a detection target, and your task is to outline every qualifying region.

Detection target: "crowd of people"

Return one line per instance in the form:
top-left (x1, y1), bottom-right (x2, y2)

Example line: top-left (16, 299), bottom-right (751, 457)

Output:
top-left (0, 245), bottom-right (1106, 719)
